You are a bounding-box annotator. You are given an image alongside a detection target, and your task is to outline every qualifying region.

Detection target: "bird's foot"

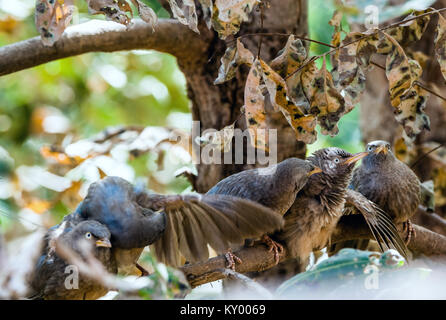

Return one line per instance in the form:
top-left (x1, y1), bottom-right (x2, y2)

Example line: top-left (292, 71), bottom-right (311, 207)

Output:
top-left (136, 263), bottom-right (150, 277)
top-left (261, 235), bottom-right (283, 265)
top-left (224, 249), bottom-right (242, 271)
top-left (403, 220), bottom-right (415, 245)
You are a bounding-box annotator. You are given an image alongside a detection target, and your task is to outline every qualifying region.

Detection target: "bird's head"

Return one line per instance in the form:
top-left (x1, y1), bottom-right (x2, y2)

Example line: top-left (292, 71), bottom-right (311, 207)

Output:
top-left (68, 220), bottom-right (112, 250)
top-left (308, 147), bottom-right (367, 179)
top-left (363, 140), bottom-right (395, 166)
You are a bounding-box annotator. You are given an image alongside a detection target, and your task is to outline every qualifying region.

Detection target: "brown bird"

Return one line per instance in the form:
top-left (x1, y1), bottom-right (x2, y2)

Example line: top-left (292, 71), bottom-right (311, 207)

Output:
top-left (207, 150), bottom-right (405, 268)
top-left (77, 176), bottom-right (285, 273)
top-left (206, 157), bottom-right (321, 264)
top-left (350, 140), bottom-right (421, 244)
top-left (29, 220), bottom-right (115, 300)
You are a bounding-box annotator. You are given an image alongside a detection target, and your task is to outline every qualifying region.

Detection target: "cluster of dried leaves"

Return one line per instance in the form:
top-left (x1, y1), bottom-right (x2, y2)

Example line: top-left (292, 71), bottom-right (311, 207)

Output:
top-left (212, 8), bottom-right (446, 150)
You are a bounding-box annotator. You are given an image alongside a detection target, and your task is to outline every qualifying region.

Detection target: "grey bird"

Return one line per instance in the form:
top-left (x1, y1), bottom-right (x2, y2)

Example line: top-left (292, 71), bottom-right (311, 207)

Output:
top-left (29, 220), bottom-right (115, 300)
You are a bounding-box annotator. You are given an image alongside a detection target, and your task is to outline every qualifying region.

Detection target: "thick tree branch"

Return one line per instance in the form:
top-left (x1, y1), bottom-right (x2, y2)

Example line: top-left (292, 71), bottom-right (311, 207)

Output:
top-left (180, 218), bottom-right (446, 288)
top-left (0, 19), bottom-right (208, 76)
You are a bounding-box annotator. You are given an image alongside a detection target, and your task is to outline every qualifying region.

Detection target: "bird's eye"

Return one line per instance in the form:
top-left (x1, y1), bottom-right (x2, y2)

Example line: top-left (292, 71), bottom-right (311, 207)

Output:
top-left (334, 158), bottom-right (340, 164)
top-left (85, 232), bottom-right (92, 239)
top-left (367, 146), bottom-right (373, 152)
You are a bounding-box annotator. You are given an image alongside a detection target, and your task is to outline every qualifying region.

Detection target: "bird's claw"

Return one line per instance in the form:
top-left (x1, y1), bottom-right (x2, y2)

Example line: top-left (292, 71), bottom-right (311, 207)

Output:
top-left (224, 249), bottom-right (242, 271)
top-left (403, 220), bottom-right (415, 245)
top-left (261, 235), bottom-right (283, 265)
top-left (136, 263), bottom-right (150, 277)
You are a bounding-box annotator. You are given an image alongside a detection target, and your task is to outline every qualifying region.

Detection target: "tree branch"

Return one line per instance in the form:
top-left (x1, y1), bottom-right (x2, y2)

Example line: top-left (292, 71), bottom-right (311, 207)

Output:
top-left (180, 217), bottom-right (446, 288)
top-left (0, 19), bottom-right (209, 77)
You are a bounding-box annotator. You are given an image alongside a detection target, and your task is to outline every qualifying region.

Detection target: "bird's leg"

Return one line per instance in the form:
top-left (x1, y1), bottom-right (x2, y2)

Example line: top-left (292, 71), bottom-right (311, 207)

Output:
top-left (135, 263), bottom-right (150, 277)
top-left (403, 220), bottom-right (415, 245)
top-left (224, 248), bottom-right (243, 271)
top-left (261, 234), bottom-right (284, 265)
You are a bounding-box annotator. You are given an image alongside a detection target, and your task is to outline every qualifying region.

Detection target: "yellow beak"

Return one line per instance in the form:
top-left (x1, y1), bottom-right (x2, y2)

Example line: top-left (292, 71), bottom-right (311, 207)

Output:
top-left (375, 145), bottom-right (388, 155)
top-left (307, 167), bottom-right (322, 176)
top-left (344, 152), bottom-right (368, 165)
top-left (96, 238), bottom-right (112, 248)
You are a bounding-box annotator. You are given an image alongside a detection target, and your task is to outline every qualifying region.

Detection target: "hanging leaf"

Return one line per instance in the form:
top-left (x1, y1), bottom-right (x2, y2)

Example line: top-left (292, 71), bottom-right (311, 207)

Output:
top-left (212, 0), bottom-right (260, 39)
top-left (244, 60), bottom-right (269, 151)
top-left (270, 36), bottom-right (307, 78)
top-left (287, 60), bottom-right (318, 113)
top-left (35, 0), bottom-right (75, 46)
top-left (86, 0), bottom-right (133, 25)
top-left (195, 122), bottom-right (235, 151)
top-left (167, 0), bottom-right (199, 33)
top-left (199, 0), bottom-right (213, 29)
top-left (377, 9), bottom-right (432, 54)
top-left (383, 31), bottom-right (422, 108)
top-left (306, 58), bottom-right (346, 137)
top-left (214, 39), bottom-right (254, 84)
top-left (396, 86), bottom-right (430, 142)
top-left (130, 0), bottom-right (158, 31)
top-left (435, 13), bottom-right (446, 82)
top-left (259, 60), bottom-right (317, 144)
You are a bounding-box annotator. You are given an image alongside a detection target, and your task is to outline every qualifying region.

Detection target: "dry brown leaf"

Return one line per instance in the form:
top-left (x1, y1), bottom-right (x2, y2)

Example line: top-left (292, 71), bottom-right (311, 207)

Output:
top-left (244, 60), bottom-right (269, 151)
top-left (212, 0), bottom-right (259, 39)
top-left (86, 0), bottom-right (133, 25)
top-left (130, 0), bottom-right (158, 31)
top-left (167, 0), bottom-right (199, 33)
top-left (435, 13), bottom-right (446, 82)
top-left (195, 122), bottom-right (235, 151)
top-left (259, 60), bottom-right (317, 144)
top-left (214, 39), bottom-right (254, 84)
top-left (35, 0), bottom-right (75, 46)
top-left (270, 35), bottom-right (307, 78)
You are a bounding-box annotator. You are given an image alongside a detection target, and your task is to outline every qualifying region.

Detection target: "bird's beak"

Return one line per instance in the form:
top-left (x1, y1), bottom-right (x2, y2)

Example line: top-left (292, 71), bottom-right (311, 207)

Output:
top-left (96, 238), bottom-right (112, 248)
top-left (344, 152), bottom-right (368, 165)
top-left (374, 145), bottom-right (388, 155)
top-left (307, 167), bottom-right (322, 176)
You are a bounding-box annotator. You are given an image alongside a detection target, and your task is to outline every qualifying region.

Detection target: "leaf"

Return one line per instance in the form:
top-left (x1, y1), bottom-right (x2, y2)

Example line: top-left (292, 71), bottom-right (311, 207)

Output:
top-left (435, 13), bottom-right (446, 82)
top-left (212, 0), bottom-right (259, 39)
top-left (287, 60), bottom-right (318, 113)
top-left (270, 36), bottom-right (307, 78)
top-left (383, 31), bottom-right (422, 108)
top-left (130, 0), bottom-right (158, 31)
top-left (86, 0), bottom-right (133, 25)
top-left (244, 60), bottom-right (269, 151)
top-left (195, 122), bottom-right (235, 151)
top-left (306, 58), bottom-right (346, 137)
top-left (329, 10), bottom-right (342, 78)
top-left (214, 39), bottom-right (254, 84)
top-left (377, 9), bottom-right (432, 54)
top-left (259, 60), bottom-right (317, 144)
top-left (396, 86), bottom-right (430, 142)
top-left (199, 0), bottom-right (213, 29)
top-left (35, 0), bottom-right (75, 46)
top-left (167, 0), bottom-right (199, 33)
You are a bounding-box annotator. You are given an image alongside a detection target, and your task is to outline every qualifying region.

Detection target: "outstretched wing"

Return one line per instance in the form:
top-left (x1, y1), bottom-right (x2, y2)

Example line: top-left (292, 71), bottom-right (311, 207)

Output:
top-left (142, 193), bottom-right (284, 267)
top-left (343, 189), bottom-right (409, 260)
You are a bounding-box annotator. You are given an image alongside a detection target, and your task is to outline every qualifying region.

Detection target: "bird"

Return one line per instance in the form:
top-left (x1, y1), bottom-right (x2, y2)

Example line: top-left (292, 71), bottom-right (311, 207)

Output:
top-left (350, 140), bottom-right (421, 244)
top-left (206, 157), bottom-right (321, 263)
top-left (75, 176), bottom-right (285, 273)
top-left (208, 149), bottom-right (406, 270)
top-left (28, 220), bottom-right (115, 300)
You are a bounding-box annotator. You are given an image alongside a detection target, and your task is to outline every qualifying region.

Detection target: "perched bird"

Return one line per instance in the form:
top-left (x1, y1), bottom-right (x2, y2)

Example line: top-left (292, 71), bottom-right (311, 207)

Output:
top-left (76, 176), bottom-right (285, 272)
top-left (207, 157), bottom-right (321, 262)
top-left (209, 149), bottom-right (406, 270)
top-left (29, 220), bottom-right (115, 300)
top-left (350, 140), bottom-right (421, 244)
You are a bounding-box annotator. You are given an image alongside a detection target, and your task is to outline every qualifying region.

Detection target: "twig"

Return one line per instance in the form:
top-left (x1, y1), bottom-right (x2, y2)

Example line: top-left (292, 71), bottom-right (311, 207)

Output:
top-left (411, 142), bottom-right (445, 169)
top-left (257, 2), bottom-right (264, 58)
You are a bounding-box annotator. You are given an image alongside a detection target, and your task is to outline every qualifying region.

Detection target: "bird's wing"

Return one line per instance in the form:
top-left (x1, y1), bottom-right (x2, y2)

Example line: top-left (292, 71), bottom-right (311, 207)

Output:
top-left (343, 189), bottom-right (409, 260)
top-left (147, 193), bottom-right (284, 267)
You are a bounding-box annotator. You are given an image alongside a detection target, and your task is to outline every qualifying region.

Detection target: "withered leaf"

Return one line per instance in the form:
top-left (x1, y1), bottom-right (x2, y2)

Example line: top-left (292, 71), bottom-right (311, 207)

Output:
top-left (195, 122), bottom-right (235, 151)
top-left (435, 13), bottom-right (446, 82)
top-left (35, 0), bottom-right (75, 46)
top-left (130, 0), bottom-right (158, 31)
top-left (329, 10), bottom-right (342, 77)
top-left (259, 60), bottom-right (317, 144)
top-left (244, 59), bottom-right (269, 150)
top-left (199, 0), bottom-right (213, 29)
top-left (86, 0), bottom-right (133, 25)
top-left (383, 31), bottom-right (422, 108)
top-left (214, 39), bottom-right (254, 84)
top-left (307, 58), bottom-right (346, 137)
top-left (377, 9), bottom-right (432, 54)
top-left (396, 86), bottom-right (430, 142)
top-left (270, 35), bottom-right (307, 78)
top-left (167, 0), bottom-right (199, 33)
top-left (212, 0), bottom-right (259, 39)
